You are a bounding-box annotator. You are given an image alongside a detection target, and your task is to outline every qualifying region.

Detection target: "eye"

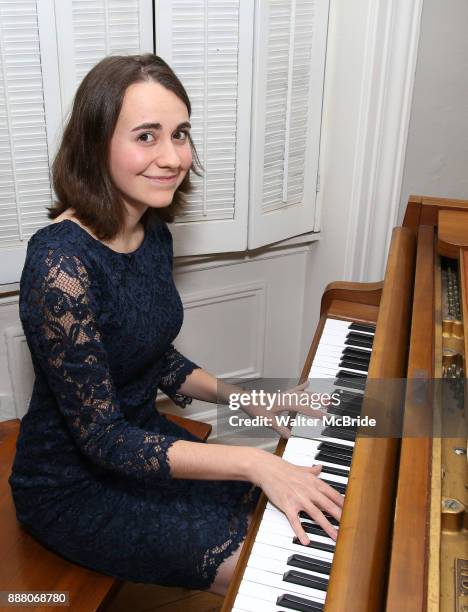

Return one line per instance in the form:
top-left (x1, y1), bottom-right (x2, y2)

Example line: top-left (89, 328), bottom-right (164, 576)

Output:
top-left (137, 132), bottom-right (155, 143)
top-left (173, 129), bottom-right (189, 142)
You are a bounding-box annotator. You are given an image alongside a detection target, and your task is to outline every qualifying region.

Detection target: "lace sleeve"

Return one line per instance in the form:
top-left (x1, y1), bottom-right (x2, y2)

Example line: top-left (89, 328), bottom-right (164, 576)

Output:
top-left (22, 248), bottom-right (179, 481)
top-left (158, 346), bottom-right (200, 408)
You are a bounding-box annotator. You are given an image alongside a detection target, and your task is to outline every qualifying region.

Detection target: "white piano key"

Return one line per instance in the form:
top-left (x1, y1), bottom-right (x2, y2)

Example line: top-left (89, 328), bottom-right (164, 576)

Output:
top-left (312, 351), bottom-right (369, 369)
top-left (262, 508), bottom-right (340, 542)
top-left (234, 315), bottom-right (373, 609)
top-left (323, 318), bottom-right (352, 330)
top-left (242, 568), bottom-right (327, 603)
top-left (283, 440), bottom-right (320, 462)
top-left (314, 435), bottom-right (355, 448)
top-left (250, 541), bottom-right (333, 567)
top-left (284, 452), bottom-right (351, 474)
top-left (234, 591), bottom-right (292, 612)
top-left (319, 472), bottom-right (348, 485)
top-left (316, 338), bottom-right (372, 352)
top-left (323, 318), bottom-right (374, 335)
top-left (258, 522), bottom-right (336, 550)
top-left (247, 551), bottom-right (330, 581)
top-left (254, 529), bottom-right (334, 562)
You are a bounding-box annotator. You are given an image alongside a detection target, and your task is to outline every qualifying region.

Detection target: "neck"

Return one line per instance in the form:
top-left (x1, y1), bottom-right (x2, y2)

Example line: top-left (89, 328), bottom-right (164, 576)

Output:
top-left (103, 203), bottom-right (148, 253)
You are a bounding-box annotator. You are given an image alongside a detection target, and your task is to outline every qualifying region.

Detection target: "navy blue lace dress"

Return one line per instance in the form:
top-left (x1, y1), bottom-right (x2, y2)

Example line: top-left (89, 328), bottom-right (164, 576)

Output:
top-left (8, 216), bottom-right (259, 589)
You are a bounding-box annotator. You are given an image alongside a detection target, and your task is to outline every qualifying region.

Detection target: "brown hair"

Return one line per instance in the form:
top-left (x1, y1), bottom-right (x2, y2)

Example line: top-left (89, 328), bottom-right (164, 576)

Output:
top-left (49, 54), bottom-right (202, 239)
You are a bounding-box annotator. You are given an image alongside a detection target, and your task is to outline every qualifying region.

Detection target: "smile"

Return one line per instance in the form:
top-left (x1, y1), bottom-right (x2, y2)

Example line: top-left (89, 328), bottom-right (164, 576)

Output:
top-left (143, 174), bottom-right (178, 185)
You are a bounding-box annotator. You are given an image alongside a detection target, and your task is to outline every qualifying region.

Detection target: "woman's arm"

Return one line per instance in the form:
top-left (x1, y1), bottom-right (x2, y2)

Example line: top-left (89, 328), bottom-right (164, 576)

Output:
top-left (176, 367), bottom-right (317, 437)
top-left (168, 440), bottom-right (343, 544)
top-left (174, 367), bottom-right (231, 403)
top-left (173, 369), bottom-right (343, 543)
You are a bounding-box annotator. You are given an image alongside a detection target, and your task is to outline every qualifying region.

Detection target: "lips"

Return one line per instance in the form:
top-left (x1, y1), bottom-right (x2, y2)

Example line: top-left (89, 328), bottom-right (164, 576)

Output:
top-left (143, 174), bottom-right (178, 184)
top-left (143, 174), bottom-right (179, 187)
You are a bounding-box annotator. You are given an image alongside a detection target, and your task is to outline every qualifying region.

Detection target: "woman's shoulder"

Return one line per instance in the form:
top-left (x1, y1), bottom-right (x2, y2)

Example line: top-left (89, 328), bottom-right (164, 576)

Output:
top-left (24, 218), bottom-right (104, 287)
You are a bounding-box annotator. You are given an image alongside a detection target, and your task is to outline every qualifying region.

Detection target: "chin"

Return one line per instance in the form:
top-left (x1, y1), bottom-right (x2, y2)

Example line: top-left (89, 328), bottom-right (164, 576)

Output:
top-left (147, 197), bottom-right (175, 209)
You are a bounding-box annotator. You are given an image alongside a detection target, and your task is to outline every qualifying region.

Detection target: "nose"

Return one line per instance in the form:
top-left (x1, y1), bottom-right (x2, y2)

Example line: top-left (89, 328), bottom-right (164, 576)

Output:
top-left (155, 136), bottom-right (181, 170)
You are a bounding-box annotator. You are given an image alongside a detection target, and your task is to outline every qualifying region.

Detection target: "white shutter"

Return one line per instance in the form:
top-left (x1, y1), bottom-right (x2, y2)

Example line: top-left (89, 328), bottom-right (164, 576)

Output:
top-left (155, 0), bottom-right (253, 256)
top-left (0, 0), bottom-right (154, 284)
top-left (248, 0), bottom-right (329, 248)
top-left (54, 0), bottom-right (154, 124)
top-left (0, 0), bottom-right (52, 284)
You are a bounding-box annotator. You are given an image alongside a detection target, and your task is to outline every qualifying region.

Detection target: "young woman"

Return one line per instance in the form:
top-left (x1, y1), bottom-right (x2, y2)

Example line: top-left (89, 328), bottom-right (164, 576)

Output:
top-left (9, 54), bottom-right (342, 595)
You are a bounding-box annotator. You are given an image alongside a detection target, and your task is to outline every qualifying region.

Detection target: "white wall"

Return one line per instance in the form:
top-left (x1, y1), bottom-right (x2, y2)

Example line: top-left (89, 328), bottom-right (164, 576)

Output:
top-left (301, 0), bottom-right (424, 360)
top-left (398, 0), bottom-right (468, 221)
top-left (0, 242), bottom-right (312, 440)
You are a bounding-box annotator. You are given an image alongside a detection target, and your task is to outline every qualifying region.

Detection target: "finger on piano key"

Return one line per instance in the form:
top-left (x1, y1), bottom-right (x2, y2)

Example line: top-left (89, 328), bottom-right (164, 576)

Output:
top-left (282, 451), bottom-right (352, 477)
top-left (318, 470), bottom-right (348, 486)
top-left (257, 523), bottom-right (336, 552)
top-left (254, 530), bottom-right (334, 562)
top-left (262, 506), bottom-right (341, 540)
top-left (283, 440), bottom-right (320, 464)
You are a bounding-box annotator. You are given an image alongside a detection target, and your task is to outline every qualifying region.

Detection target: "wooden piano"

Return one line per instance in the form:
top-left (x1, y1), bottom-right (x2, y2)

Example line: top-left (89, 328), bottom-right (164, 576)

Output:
top-left (222, 195), bottom-right (468, 612)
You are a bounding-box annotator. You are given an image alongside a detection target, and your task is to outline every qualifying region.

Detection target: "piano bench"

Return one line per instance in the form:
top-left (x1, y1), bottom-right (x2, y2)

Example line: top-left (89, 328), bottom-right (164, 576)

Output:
top-left (0, 415), bottom-right (212, 611)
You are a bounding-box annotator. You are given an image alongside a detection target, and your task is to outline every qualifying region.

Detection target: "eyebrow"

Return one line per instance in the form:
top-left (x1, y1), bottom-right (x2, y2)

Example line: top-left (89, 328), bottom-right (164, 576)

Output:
top-left (131, 121), bottom-right (191, 132)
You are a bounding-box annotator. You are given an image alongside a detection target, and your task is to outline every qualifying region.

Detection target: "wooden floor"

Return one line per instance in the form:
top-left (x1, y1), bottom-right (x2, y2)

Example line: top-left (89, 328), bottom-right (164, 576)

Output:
top-left (104, 582), bottom-right (223, 612)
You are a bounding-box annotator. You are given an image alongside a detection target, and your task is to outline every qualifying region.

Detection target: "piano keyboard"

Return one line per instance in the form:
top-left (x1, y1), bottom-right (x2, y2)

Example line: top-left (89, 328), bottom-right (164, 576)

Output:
top-left (232, 318), bottom-right (376, 612)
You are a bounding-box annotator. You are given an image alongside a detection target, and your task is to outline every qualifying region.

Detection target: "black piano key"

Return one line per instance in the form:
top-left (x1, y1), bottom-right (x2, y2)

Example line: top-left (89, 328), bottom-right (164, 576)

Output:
top-left (337, 370), bottom-right (366, 380)
top-left (320, 478), bottom-right (346, 495)
top-left (301, 522), bottom-right (329, 538)
top-left (293, 537), bottom-right (335, 553)
top-left (276, 593), bottom-right (324, 612)
top-left (287, 554), bottom-right (332, 576)
top-left (327, 404), bottom-right (361, 418)
top-left (315, 451), bottom-right (351, 467)
top-left (299, 511), bottom-right (339, 527)
top-left (322, 426), bottom-right (357, 442)
top-left (335, 373), bottom-right (366, 391)
top-left (349, 322), bottom-right (376, 334)
top-left (318, 441), bottom-right (354, 456)
top-left (342, 347), bottom-right (371, 362)
top-left (322, 512), bottom-right (339, 523)
top-left (345, 335), bottom-right (373, 349)
top-left (283, 570), bottom-right (328, 592)
top-left (320, 465), bottom-right (349, 478)
top-left (346, 331), bottom-right (374, 348)
top-left (339, 358), bottom-right (368, 372)
top-left (336, 390), bottom-right (364, 403)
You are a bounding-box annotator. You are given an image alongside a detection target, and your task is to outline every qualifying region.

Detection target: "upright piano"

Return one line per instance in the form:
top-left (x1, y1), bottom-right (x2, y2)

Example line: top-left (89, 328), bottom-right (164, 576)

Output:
top-left (222, 195), bottom-right (468, 612)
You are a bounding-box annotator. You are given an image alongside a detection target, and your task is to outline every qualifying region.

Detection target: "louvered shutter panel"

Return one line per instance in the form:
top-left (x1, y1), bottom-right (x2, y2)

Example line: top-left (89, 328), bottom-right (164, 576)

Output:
top-left (0, 0), bottom-right (52, 284)
top-left (55, 0), bottom-right (154, 122)
top-left (0, 0), bottom-right (154, 284)
top-left (248, 0), bottom-right (329, 248)
top-left (155, 0), bottom-right (253, 256)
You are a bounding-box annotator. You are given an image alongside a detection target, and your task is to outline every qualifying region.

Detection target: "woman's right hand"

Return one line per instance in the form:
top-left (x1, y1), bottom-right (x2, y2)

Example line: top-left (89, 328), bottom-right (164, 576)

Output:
top-left (250, 451), bottom-right (344, 545)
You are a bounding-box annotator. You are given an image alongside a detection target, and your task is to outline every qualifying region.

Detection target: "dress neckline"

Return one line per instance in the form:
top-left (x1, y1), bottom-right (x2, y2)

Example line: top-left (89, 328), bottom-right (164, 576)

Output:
top-left (53, 219), bottom-right (149, 256)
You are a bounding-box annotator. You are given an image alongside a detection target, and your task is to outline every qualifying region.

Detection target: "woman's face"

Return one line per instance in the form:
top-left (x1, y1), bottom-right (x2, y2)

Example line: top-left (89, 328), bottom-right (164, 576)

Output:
top-left (109, 80), bottom-right (192, 215)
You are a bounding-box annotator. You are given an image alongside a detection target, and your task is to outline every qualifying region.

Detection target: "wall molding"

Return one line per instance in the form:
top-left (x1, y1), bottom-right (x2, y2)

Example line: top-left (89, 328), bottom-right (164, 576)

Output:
top-left (344, 0), bottom-right (424, 281)
top-left (175, 234), bottom-right (319, 274)
top-left (180, 281), bottom-right (267, 380)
